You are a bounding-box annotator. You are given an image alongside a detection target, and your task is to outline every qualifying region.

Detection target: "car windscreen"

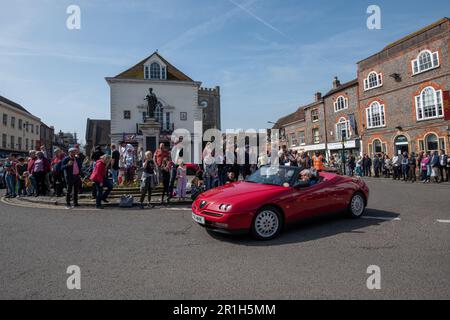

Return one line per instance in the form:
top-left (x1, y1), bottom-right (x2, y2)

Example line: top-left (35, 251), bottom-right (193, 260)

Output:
top-left (246, 166), bottom-right (297, 187)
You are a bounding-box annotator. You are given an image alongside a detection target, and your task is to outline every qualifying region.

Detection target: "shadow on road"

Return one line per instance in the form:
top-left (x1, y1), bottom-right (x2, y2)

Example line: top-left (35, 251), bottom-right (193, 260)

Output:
top-left (206, 208), bottom-right (400, 246)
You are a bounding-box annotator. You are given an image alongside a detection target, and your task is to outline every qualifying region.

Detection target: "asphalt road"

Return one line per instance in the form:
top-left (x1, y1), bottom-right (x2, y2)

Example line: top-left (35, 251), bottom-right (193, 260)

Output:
top-left (0, 178), bottom-right (449, 300)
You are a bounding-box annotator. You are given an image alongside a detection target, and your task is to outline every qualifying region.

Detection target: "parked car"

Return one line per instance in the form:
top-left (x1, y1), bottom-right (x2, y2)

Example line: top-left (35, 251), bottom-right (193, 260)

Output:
top-left (192, 165), bottom-right (369, 240)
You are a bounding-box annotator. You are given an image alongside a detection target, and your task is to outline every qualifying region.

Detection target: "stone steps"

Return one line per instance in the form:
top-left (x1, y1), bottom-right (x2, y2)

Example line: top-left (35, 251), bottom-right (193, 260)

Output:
top-left (15, 195), bottom-right (192, 208)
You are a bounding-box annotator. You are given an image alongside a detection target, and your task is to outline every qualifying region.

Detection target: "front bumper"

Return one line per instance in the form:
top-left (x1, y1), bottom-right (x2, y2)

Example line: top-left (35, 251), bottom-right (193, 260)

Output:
top-left (191, 206), bottom-right (254, 233)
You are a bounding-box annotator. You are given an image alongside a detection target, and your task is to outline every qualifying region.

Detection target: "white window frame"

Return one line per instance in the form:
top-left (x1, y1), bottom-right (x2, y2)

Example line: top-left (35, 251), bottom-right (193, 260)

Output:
top-left (363, 71), bottom-right (383, 91)
top-left (334, 96), bottom-right (348, 112)
top-left (311, 109), bottom-right (319, 122)
top-left (144, 61), bottom-right (167, 80)
top-left (312, 128), bottom-right (320, 144)
top-left (412, 50), bottom-right (440, 75)
top-left (335, 117), bottom-right (350, 142)
top-left (366, 101), bottom-right (386, 129)
top-left (289, 132), bottom-right (298, 147)
top-left (415, 86), bottom-right (443, 121)
top-left (298, 131), bottom-right (306, 146)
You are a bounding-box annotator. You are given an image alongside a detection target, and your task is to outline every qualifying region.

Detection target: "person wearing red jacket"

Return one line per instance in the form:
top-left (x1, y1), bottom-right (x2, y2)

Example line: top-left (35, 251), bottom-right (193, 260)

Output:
top-left (90, 155), bottom-right (112, 209)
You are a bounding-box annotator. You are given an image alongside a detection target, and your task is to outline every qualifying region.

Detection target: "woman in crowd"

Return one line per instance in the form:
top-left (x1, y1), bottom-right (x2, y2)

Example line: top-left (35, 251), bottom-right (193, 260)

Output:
top-left (16, 157), bottom-right (28, 197)
top-left (176, 162), bottom-right (187, 200)
top-left (51, 149), bottom-right (65, 197)
top-left (355, 156), bottom-right (363, 177)
top-left (420, 152), bottom-right (431, 183)
top-left (204, 154), bottom-right (218, 191)
top-left (160, 157), bottom-right (172, 204)
top-left (31, 151), bottom-right (50, 196)
top-left (408, 152), bottom-right (417, 183)
top-left (4, 156), bottom-right (17, 198)
top-left (90, 155), bottom-right (113, 209)
top-left (124, 148), bottom-right (136, 185)
top-left (139, 151), bottom-right (156, 209)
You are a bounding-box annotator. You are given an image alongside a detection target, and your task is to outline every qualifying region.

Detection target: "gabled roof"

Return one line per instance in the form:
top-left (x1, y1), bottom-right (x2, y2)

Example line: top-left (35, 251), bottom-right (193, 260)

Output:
top-left (273, 107), bottom-right (305, 129)
top-left (114, 51), bottom-right (194, 81)
top-left (323, 79), bottom-right (358, 98)
top-left (0, 95), bottom-right (32, 115)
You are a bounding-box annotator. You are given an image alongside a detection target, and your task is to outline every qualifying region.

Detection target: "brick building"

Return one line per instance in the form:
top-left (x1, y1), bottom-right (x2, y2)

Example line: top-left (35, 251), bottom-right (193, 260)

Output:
top-left (273, 92), bottom-right (327, 154)
top-left (273, 17), bottom-right (450, 159)
top-left (273, 107), bottom-right (306, 150)
top-left (302, 93), bottom-right (327, 154)
top-left (39, 122), bottom-right (55, 158)
top-left (358, 18), bottom-right (450, 157)
top-left (323, 77), bottom-right (360, 158)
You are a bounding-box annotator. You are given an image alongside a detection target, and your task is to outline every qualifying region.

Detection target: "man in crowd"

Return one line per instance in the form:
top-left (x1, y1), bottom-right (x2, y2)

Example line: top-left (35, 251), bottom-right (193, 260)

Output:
top-left (363, 154), bottom-right (372, 177)
top-left (154, 143), bottom-right (170, 183)
top-left (439, 149), bottom-right (448, 182)
top-left (61, 148), bottom-right (83, 209)
top-left (110, 144), bottom-right (120, 186)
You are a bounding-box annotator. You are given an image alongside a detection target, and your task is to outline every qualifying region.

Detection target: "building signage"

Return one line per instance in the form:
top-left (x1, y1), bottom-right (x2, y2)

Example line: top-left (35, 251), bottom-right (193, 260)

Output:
top-left (327, 140), bottom-right (358, 150)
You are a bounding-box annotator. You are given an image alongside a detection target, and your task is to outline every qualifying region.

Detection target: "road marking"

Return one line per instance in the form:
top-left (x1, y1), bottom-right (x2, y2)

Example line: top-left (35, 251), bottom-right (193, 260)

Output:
top-left (437, 220), bottom-right (450, 224)
top-left (163, 207), bottom-right (192, 211)
top-left (362, 216), bottom-right (401, 221)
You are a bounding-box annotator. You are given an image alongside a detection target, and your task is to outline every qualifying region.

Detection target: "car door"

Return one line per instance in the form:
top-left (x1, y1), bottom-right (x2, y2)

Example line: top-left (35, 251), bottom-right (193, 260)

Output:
top-left (283, 179), bottom-right (332, 222)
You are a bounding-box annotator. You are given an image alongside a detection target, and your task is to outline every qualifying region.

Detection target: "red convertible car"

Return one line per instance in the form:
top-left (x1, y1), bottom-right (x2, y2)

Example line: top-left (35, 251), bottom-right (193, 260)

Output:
top-left (192, 166), bottom-right (369, 240)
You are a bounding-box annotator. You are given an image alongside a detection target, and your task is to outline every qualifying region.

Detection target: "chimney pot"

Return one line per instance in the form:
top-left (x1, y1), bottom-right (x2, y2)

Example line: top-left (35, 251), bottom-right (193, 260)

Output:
top-left (315, 92), bottom-right (322, 101)
top-left (333, 76), bottom-right (341, 88)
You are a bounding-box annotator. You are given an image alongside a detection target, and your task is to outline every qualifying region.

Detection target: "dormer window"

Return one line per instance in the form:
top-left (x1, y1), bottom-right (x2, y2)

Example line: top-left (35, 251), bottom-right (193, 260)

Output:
top-left (412, 50), bottom-right (440, 75)
top-left (144, 62), bottom-right (167, 80)
top-left (364, 72), bottom-right (383, 91)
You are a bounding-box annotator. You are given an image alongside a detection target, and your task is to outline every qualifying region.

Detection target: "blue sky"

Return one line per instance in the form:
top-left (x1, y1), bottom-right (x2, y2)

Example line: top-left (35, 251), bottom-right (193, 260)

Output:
top-left (0, 0), bottom-right (449, 144)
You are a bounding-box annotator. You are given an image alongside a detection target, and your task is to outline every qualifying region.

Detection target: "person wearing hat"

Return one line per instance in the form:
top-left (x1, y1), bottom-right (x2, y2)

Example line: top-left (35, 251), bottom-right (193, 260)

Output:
top-left (61, 148), bottom-right (83, 209)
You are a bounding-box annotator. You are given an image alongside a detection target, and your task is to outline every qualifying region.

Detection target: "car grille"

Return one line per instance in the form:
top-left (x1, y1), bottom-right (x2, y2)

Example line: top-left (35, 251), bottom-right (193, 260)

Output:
top-left (202, 212), bottom-right (224, 218)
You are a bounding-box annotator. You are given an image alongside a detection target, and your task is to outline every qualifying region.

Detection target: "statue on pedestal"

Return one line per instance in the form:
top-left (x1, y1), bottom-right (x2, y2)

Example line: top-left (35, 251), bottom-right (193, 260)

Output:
top-left (144, 88), bottom-right (158, 119)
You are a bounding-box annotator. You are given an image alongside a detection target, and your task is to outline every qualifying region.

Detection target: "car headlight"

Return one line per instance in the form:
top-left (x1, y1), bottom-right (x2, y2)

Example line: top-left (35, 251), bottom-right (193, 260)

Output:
top-left (219, 204), bottom-right (232, 211)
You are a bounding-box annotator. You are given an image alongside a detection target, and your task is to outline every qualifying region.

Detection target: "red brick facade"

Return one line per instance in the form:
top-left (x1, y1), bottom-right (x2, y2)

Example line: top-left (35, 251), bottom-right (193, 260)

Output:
top-left (358, 18), bottom-right (450, 157)
top-left (274, 18), bottom-right (450, 158)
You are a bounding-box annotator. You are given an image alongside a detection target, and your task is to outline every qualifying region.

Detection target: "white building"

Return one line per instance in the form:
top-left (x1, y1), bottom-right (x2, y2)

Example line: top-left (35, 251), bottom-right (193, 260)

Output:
top-left (105, 52), bottom-right (221, 155)
top-left (0, 95), bottom-right (41, 156)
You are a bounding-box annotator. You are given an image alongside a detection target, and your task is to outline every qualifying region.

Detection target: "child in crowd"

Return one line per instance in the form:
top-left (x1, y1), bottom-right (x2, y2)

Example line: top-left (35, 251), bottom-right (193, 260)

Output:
top-left (176, 162), bottom-right (187, 200)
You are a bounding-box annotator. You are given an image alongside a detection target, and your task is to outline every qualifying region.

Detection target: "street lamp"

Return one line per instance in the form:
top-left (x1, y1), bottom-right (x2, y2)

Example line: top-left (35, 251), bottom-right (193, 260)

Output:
top-left (341, 135), bottom-right (347, 176)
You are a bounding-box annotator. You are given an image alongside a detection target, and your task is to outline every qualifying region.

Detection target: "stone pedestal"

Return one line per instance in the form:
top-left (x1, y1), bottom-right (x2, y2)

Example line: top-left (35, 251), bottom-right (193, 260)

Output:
top-left (139, 118), bottom-right (161, 152)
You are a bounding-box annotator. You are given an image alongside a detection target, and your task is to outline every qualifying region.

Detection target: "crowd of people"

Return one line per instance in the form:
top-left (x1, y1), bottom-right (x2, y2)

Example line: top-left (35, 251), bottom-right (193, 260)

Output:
top-left (278, 147), bottom-right (450, 183)
top-left (3, 141), bottom-right (449, 210)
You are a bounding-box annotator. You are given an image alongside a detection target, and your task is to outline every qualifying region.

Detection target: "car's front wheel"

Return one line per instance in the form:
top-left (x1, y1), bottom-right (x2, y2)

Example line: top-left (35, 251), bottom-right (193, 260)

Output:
top-left (348, 192), bottom-right (366, 218)
top-left (251, 206), bottom-right (283, 240)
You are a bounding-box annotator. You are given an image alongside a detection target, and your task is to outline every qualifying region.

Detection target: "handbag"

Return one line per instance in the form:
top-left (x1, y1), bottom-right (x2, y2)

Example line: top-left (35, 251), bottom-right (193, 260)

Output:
top-left (119, 195), bottom-right (134, 208)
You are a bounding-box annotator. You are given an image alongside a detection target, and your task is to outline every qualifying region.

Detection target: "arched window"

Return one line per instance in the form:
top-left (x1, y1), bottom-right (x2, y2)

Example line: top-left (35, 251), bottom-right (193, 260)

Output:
top-left (373, 139), bottom-right (382, 154)
top-left (425, 134), bottom-right (438, 152)
top-left (334, 96), bottom-right (347, 112)
top-left (415, 86), bottom-right (443, 120)
top-left (364, 72), bottom-right (383, 90)
top-left (150, 62), bottom-right (161, 79)
top-left (335, 117), bottom-right (350, 141)
top-left (366, 101), bottom-right (386, 128)
top-left (412, 50), bottom-right (440, 74)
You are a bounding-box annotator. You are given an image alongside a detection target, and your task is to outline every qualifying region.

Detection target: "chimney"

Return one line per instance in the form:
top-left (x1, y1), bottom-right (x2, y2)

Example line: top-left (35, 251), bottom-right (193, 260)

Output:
top-left (315, 92), bottom-right (322, 101)
top-left (333, 76), bottom-right (341, 89)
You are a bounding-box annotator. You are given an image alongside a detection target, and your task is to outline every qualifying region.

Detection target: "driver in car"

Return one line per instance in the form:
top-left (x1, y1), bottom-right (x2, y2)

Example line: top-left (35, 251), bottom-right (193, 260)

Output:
top-left (299, 169), bottom-right (318, 187)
